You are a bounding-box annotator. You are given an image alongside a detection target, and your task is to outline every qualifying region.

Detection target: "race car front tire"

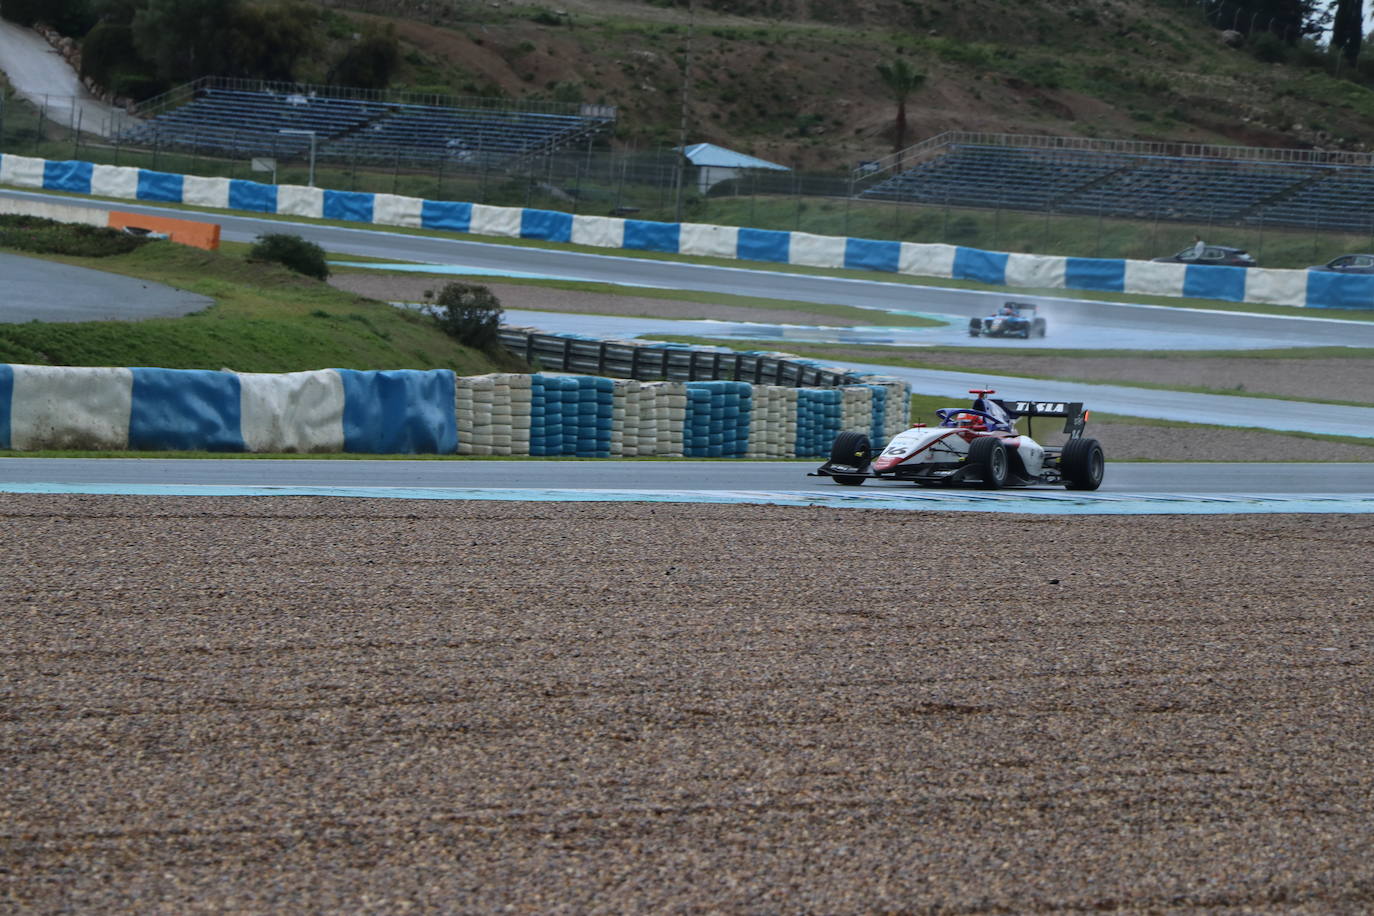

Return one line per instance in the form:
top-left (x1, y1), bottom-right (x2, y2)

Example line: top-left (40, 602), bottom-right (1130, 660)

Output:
top-left (827, 431), bottom-right (872, 486)
top-left (967, 436), bottom-right (1009, 488)
top-left (1061, 437), bottom-right (1105, 490)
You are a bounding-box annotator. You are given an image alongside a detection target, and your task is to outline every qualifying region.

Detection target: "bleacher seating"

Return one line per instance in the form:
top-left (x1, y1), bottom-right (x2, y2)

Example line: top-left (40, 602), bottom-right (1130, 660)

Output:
top-left (862, 142), bottom-right (1374, 231)
top-left (1251, 167), bottom-right (1374, 232)
top-left (322, 104), bottom-right (600, 166)
top-left (119, 87), bottom-right (612, 167)
top-left (120, 89), bottom-right (386, 156)
top-left (862, 145), bottom-right (1135, 210)
top-left (1059, 158), bottom-right (1311, 221)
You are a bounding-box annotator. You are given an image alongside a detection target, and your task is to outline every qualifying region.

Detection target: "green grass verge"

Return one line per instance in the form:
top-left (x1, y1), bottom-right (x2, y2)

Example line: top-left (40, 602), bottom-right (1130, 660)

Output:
top-left (329, 265), bottom-right (945, 328)
top-left (0, 242), bottom-right (526, 373)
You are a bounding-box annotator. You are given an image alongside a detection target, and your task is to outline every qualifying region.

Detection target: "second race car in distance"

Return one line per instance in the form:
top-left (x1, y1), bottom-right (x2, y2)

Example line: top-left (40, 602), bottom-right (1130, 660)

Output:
top-left (811, 389), bottom-right (1105, 490)
top-left (968, 301), bottom-right (1047, 339)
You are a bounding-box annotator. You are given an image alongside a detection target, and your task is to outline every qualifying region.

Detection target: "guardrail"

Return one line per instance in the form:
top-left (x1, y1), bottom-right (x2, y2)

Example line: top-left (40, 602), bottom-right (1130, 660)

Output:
top-left (498, 329), bottom-right (859, 387)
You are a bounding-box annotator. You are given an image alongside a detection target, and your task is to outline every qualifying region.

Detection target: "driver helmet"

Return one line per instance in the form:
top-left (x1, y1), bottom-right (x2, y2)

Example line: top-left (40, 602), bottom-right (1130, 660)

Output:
top-left (1001, 304), bottom-right (1015, 315)
top-left (955, 412), bottom-right (987, 431)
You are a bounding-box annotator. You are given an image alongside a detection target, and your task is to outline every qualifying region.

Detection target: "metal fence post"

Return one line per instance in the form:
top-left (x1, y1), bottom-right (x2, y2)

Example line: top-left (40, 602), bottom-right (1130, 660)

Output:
top-left (845, 172), bottom-right (854, 236)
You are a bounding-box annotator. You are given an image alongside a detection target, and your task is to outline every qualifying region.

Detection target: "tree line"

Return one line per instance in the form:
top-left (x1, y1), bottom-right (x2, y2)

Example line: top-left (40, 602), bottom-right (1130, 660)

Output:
top-left (1202, 0), bottom-right (1364, 62)
top-left (0, 0), bottom-right (402, 100)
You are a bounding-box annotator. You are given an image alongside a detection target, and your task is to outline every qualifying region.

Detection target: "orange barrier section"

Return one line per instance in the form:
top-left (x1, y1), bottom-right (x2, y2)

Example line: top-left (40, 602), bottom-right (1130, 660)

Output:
top-left (107, 211), bottom-right (221, 250)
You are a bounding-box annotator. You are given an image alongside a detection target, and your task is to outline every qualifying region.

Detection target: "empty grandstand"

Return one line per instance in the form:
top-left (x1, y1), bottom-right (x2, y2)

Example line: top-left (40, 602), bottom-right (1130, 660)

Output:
top-left (859, 133), bottom-right (1374, 232)
top-left (119, 77), bottom-right (616, 167)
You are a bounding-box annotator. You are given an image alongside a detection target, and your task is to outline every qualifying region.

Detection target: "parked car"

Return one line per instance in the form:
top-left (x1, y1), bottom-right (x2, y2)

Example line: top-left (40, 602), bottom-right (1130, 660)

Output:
top-left (1153, 244), bottom-right (1256, 268)
top-left (1310, 254), bottom-right (1374, 274)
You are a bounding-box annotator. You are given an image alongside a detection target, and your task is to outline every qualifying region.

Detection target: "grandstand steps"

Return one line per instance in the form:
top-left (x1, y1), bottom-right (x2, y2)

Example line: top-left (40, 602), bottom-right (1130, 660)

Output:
top-left (118, 77), bottom-right (615, 170)
top-left (1238, 170), bottom-right (1324, 222)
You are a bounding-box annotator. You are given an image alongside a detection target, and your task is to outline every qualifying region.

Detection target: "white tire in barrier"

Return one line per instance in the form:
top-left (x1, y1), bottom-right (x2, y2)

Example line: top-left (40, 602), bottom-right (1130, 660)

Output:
top-left (277, 185), bottom-right (324, 218)
top-left (789, 232), bottom-right (846, 269)
top-left (679, 223), bottom-right (739, 259)
top-left (372, 193), bottom-right (424, 229)
top-left (238, 369), bottom-right (345, 453)
top-left (1245, 267), bottom-right (1307, 307)
top-left (1005, 252), bottom-right (1067, 290)
top-left (899, 242), bottom-right (958, 278)
top-left (0, 154), bottom-right (45, 188)
top-left (470, 204), bottom-right (521, 238)
top-left (9, 365), bottom-right (133, 451)
top-left (90, 164), bottom-right (139, 199)
top-left (571, 214), bottom-right (625, 249)
top-left (182, 175), bottom-right (231, 209)
top-left (1124, 259), bottom-right (1186, 298)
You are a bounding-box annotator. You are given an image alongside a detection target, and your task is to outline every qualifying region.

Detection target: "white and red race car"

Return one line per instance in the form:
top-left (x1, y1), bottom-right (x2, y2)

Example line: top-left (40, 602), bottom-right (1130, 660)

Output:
top-left (811, 389), bottom-right (1104, 490)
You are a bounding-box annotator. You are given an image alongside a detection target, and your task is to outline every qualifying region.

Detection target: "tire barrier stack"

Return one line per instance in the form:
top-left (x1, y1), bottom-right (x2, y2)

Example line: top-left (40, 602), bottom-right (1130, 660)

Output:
top-left (1, 363), bottom-right (908, 457)
top-left (496, 328), bottom-right (858, 387)
top-left (453, 373), bottom-right (908, 459)
top-left (529, 375), bottom-right (615, 457)
top-left (4, 151), bottom-right (1371, 310)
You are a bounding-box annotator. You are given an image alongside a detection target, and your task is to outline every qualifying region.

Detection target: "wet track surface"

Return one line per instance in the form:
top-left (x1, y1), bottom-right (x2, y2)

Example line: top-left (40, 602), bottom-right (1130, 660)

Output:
top-left (4, 458), bottom-right (1374, 514)
top-left (2, 189), bottom-right (1372, 510)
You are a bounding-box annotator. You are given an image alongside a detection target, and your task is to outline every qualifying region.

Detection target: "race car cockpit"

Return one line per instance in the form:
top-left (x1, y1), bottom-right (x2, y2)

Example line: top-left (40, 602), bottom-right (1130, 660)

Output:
top-left (934, 393), bottom-right (1015, 432)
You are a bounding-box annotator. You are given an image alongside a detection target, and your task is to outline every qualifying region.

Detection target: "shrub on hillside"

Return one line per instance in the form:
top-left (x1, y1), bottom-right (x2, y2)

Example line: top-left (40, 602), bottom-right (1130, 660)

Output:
top-left (0, 215), bottom-right (152, 257)
top-left (430, 282), bottom-right (504, 350)
top-left (249, 233), bottom-right (329, 280)
top-left (1249, 31), bottom-right (1289, 64)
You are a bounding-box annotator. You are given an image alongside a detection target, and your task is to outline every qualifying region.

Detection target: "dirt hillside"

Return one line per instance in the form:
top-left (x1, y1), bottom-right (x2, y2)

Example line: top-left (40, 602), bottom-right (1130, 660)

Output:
top-left (328, 0), bottom-right (1369, 170)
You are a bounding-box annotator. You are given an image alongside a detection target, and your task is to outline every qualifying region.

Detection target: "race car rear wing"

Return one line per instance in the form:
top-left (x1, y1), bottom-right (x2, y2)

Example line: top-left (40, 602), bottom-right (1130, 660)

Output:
top-left (992, 399), bottom-right (1089, 439)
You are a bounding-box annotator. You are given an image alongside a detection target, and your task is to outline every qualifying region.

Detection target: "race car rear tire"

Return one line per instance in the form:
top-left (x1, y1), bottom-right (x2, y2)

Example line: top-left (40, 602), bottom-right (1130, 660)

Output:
top-left (967, 436), bottom-right (1009, 489)
top-left (1034, 319), bottom-right (1047, 338)
top-left (828, 431), bottom-right (871, 486)
top-left (1061, 437), bottom-right (1105, 490)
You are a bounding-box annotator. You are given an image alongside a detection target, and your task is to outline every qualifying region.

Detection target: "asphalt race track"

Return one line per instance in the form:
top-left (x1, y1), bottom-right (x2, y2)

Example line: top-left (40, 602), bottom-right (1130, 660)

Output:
top-left (0, 251), bottom-right (211, 321)
top-left (2, 188), bottom-right (1373, 512)
top-left (3, 458), bottom-right (1374, 515)
top-left (7, 188), bottom-right (1374, 351)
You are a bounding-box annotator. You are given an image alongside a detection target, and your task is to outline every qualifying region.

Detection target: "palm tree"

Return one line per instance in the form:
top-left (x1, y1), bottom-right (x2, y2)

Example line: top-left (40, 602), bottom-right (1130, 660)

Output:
top-left (876, 58), bottom-right (926, 157)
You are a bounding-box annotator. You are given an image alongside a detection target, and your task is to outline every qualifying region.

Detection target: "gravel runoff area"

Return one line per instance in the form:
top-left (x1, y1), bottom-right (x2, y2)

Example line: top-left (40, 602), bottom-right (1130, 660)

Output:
top-left (4, 494), bottom-right (1373, 912)
top-left (331, 274), bottom-right (1374, 462)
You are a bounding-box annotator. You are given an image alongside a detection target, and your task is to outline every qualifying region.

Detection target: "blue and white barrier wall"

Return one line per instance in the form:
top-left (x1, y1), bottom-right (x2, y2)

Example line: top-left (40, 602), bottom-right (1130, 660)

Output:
top-left (2, 152), bottom-right (1370, 311)
top-left (0, 364), bottom-right (909, 458)
top-left (0, 365), bottom-right (458, 454)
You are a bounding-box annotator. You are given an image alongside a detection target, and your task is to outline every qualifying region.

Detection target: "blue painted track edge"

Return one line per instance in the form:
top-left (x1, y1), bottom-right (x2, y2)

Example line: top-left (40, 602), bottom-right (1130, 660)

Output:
top-left (3, 482), bottom-right (1374, 514)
